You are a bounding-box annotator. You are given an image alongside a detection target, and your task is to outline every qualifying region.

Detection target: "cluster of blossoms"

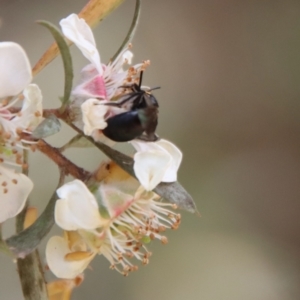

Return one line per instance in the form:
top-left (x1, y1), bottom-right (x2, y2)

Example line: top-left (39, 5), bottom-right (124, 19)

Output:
top-left (47, 162), bottom-right (181, 277)
top-left (0, 42), bottom-right (43, 223)
top-left (0, 12), bottom-right (184, 281)
top-left (46, 14), bottom-right (183, 278)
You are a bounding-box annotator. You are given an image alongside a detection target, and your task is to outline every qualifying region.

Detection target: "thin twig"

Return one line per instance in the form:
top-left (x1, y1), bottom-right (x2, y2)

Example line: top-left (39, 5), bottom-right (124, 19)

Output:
top-left (16, 149), bottom-right (48, 300)
top-left (36, 139), bottom-right (91, 181)
top-left (32, 0), bottom-right (124, 76)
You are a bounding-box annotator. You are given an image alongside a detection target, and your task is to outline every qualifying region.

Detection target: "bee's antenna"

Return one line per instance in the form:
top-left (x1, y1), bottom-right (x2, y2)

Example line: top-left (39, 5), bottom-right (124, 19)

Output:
top-left (149, 86), bottom-right (161, 92)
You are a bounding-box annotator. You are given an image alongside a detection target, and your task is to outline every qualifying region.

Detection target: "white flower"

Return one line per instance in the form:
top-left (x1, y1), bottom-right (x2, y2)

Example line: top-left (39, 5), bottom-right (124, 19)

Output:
top-left (131, 139), bottom-right (182, 191)
top-left (47, 163), bottom-right (180, 277)
top-left (0, 42), bottom-right (43, 223)
top-left (0, 42), bottom-right (32, 98)
top-left (60, 14), bottom-right (152, 142)
top-left (80, 98), bottom-right (108, 135)
top-left (60, 13), bottom-right (141, 101)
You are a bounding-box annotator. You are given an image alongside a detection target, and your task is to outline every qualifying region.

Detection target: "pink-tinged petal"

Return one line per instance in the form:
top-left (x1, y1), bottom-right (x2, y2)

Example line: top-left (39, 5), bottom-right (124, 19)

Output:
top-left (156, 139), bottom-right (182, 182)
top-left (0, 42), bottom-right (32, 98)
top-left (72, 75), bottom-right (106, 99)
top-left (100, 185), bottom-right (133, 218)
top-left (12, 84), bottom-right (43, 129)
top-left (81, 98), bottom-right (108, 135)
top-left (133, 150), bottom-right (171, 191)
top-left (56, 180), bottom-right (103, 230)
top-left (60, 14), bottom-right (102, 74)
top-left (79, 64), bottom-right (99, 81)
top-left (0, 166), bottom-right (33, 223)
top-left (46, 236), bottom-right (94, 279)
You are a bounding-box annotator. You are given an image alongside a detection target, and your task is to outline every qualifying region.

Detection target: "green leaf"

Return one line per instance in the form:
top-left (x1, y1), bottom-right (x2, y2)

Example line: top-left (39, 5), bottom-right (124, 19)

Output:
top-left (6, 172), bottom-right (65, 258)
top-left (31, 114), bottom-right (61, 139)
top-left (6, 191), bottom-right (58, 257)
top-left (110, 0), bottom-right (141, 62)
top-left (37, 20), bottom-right (73, 110)
top-left (154, 182), bottom-right (196, 213)
top-left (59, 134), bottom-right (94, 152)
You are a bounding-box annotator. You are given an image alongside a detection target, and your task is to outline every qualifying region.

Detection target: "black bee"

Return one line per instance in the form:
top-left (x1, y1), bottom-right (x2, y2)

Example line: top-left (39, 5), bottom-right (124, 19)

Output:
top-left (102, 72), bottom-right (159, 142)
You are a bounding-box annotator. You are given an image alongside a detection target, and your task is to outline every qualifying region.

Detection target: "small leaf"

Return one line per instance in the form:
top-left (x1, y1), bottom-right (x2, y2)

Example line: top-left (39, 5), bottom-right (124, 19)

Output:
top-left (6, 190), bottom-right (58, 257)
top-left (32, 114), bottom-right (61, 139)
top-left (6, 172), bottom-right (65, 257)
top-left (154, 182), bottom-right (196, 213)
top-left (110, 0), bottom-right (141, 62)
top-left (37, 20), bottom-right (73, 110)
top-left (60, 134), bottom-right (94, 152)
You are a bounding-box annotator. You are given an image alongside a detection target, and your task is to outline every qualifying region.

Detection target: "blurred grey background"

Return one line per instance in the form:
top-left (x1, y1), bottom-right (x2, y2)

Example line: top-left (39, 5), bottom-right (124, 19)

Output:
top-left (1, 0), bottom-right (300, 299)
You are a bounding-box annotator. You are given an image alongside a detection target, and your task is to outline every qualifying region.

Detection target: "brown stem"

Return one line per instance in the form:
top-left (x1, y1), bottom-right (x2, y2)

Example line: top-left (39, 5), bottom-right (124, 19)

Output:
top-left (16, 150), bottom-right (48, 300)
top-left (17, 251), bottom-right (48, 300)
top-left (36, 139), bottom-right (91, 181)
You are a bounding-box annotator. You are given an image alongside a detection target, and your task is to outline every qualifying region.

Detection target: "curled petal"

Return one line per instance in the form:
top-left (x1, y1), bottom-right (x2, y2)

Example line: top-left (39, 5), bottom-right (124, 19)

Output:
top-left (0, 166), bottom-right (33, 223)
top-left (81, 98), bottom-right (108, 136)
top-left (12, 84), bottom-right (43, 130)
top-left (156, 139), bottom-right (182, 182)
top-left (55, 180), bottom-right (103, 230)
top-left (131, 139), bottom-right (182, 183)
top-left (133, 150), bottom-right (172, 191)
top-left (55, 199), bottom-right (82, 231)
top-left (46, 236), bottom-right (94, 279)
top-left (0, 42), bottom-right (32, 98)
top-left (60, 14), bottom-right (102, 74)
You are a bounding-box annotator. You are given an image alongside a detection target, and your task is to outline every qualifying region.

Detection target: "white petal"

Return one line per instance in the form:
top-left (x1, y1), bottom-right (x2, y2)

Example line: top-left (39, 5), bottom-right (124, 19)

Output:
top-left (81, 98), bottom-right (108, 136)
top-left (46, 236), bottom-right (94, 279)
top-left (60, 14), bottom-right (102, 74)
top-left (0, 166), bottom-right (33, 223)
top-left (131, 139), bottom-right (182, 183)
top-left (156, 139), bottom-right (182, 182)
top-left (0, 42), bottom-right (32, 98)
top-left (12, 84), bottom-right (43, 130)
top-left (55, 199), bottom-right (82, 231)
top-left (55, 180), bottom-right (103, 230)
top-left (133, 150), bottom-right (172, 191)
